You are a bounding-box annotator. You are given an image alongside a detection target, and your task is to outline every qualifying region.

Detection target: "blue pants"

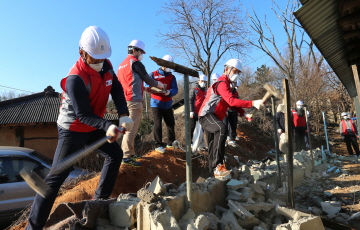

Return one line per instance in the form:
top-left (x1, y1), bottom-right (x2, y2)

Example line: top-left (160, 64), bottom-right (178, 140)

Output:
top-left (26, 127), bottom-right (122, 230)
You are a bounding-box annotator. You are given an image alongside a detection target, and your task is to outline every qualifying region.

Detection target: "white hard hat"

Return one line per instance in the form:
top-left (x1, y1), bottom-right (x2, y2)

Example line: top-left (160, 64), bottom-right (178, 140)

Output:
top-left (341, 112), bottom-right (348, 117)
top-left (211, 73), bottom-right (220, 80)
top-left (79, 26), bottom-right (112, 59)
top-left (162, 55), bottom-right (174, 62)
top-left (199, 74), bottom-right (208, 81)
top-left (224, 59), bottom-right (243, 71)
top-left (296, 100), bottom-right (304, 106)
top-left (128, 39), bottom-right (146, 53)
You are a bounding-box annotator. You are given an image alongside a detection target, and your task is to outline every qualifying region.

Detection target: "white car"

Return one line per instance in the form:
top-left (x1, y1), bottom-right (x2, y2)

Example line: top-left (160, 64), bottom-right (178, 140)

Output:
top-left (0, 146), bottom-right (87, 224)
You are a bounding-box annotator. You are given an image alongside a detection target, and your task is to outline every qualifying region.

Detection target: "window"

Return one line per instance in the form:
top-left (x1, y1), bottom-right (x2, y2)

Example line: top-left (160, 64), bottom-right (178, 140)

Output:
top-left (0, 157), bottom-right (49, 184)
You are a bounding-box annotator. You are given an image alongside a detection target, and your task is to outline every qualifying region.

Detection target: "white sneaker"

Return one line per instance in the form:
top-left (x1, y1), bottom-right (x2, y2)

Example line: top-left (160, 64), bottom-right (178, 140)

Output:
top-left (155, 147), bottom-right (165, 154)
top-left (227, 140), bottom-right (237, 147)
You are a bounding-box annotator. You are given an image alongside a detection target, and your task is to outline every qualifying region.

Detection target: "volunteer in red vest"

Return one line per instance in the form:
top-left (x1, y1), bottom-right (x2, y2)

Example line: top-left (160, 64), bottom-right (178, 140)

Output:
top-left (117, 40), bottom-right (164, 166)
top-left (198, 59), bottom-right (264, 177)
top-left (189, 74), bottom-right (208, 141)
top-left (291, 100), bottom-right (309, 151)
top-left (26, 26), bottom-right (133, 230)
top-left (340, 112), bottom-right (360, 157)
top-left (145, 55), bottom-right (178, 153)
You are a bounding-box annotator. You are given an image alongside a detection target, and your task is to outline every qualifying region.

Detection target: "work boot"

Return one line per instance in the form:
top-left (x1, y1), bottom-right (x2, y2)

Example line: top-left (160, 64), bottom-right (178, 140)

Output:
top-left (130, 154), bottom-right (142, 160)
top-left (213, 164), bottom-right (231, 178)
top-left (122, 158), bottom-right (142, 167)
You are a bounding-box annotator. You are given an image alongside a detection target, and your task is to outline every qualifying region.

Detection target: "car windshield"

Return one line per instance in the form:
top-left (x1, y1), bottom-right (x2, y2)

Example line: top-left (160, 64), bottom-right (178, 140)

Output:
top-left (29, 150), bottom-right (52, 165)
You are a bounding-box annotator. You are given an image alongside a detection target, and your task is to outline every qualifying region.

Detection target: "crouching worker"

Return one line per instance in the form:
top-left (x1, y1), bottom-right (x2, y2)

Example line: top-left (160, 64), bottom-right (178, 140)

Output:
top-left (198, 59), bottom-right (264, 178)
top-left (25, 26), bottom-right (133, 230)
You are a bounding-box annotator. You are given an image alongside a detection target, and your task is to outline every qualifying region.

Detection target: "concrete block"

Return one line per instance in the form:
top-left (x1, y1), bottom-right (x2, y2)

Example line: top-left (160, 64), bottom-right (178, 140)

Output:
top-left (228, 200), bottom-right (254, 220)
top-left (148, 175), bottom-right (166, 195)
top-left (137, 201), bottom-right (152, 230)
top-left (292, 216), bottom-right (325, 230)
top-left (150, 206), bottom-right (181, 230)
top-left (238, 187), bottom-right (255, 200)
top-left (276, 206), bottom-right (311, 221)
top-left (348, 211), bottom-right (360, 220)
top-left (179, 209), bottom-right (196, 230)
top-left (227, 179), bottom-right (245, 190)
top-left (96, 218), bottom-right (111, 226)
top-left (220, 210), bottom-right (244, 230)
top-left (166, 193), bottom-right (187, 221)
top-left (241, 165), bottom-right (251, 176)
top-left (196, 177), bottom-right (206, 183)
top-left (320, 201), bottom-right (341, 217)
top-left (197, 212), bottom-right (219, 230)
top-left (109, 197), bottom-right (140, 227)
top-left (137, 187), bottom-right (159, 203)
top-left (254, 181), bottom-right (267, 189)
top-left (239, 202), bottom-right (275, 214)
top-left (194, 214), bottom-right (210, 229)
top-left (249, 184), bottom-right (265, 195)
top-left (226, 189), bottom-right (244, 201)
top-left (237, 216), bottom-right (260, 229)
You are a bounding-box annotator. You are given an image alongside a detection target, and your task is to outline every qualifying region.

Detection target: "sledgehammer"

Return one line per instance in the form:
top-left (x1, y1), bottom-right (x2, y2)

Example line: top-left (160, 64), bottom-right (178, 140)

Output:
top-left (20, 129), bottom-right (124, 198)
top-left (247, 83), bottom-right (281, 119)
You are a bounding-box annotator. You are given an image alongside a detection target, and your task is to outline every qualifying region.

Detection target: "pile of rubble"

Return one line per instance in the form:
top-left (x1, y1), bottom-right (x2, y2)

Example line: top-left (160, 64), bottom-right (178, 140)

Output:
top-left (42, 149), bottom-right (360, 230)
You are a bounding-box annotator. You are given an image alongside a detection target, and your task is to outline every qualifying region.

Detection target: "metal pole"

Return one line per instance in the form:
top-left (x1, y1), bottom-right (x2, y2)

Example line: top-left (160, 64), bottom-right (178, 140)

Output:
top-left (271, 96), bottom-right (281, 188)
top-left (304, 107), bottom-right (314, 168)
top-left (282, 79), bottom-right (294, 208)
top-left (184, 73), bottom-right (192, 208)
top-left (322, 111), bottom-right (330, 154)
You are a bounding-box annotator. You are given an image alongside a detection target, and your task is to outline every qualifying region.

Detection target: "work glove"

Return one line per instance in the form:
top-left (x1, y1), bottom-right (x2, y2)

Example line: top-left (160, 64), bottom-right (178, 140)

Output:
top-left (157, 81), bottom-right (165, 90)
top-left (119, 116), bottom-right (134, 132)
top-left (245, 113), bottom-right (253, 122)
top-left (252, 100), bottom-right (264, 110)
top-left (106, 124), bottom-right (122, 143)
top-left (190, 112), bottom-right (194, 118)
top-left (278, 129), bottom-right (283, 134)
top-left (164, 90), bottom-right (170, 96)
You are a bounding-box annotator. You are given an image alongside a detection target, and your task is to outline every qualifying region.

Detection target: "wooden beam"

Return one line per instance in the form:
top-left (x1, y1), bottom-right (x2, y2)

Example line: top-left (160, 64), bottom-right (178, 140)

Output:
top-left (342, 29), bottom-right (360, 40)
top-left (150, 56), bottom-right (199, 77)
top-left (339, 0), bottom-right (360, 14)
top-left (352, 65), bottom-right (360, 102)
top-left (338, 13), bottom-right (360, 28)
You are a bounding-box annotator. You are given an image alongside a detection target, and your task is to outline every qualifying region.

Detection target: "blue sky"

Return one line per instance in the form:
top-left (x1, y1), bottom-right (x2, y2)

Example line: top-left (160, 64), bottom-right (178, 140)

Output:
top-left (0, 0), bottom-right (290, 95)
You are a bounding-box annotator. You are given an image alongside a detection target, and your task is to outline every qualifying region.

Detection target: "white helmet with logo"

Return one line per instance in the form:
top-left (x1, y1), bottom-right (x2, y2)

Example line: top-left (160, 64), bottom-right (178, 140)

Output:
top-left (199, 74), bottom-right (208, 81)
top-left (341, 112), bottom-right (348, 117)
top-left (128, 39), bottom-right (146, 53)
top-left (162, 55), bottom-right (174, 62)
top-left (79, 26), bottom-right (112, 59)
top-left (296, 100), bottom-right (304, 106)
top-left (224, 59), bottom-right (243, 72)
top-left (211, 73), bottom-right (220, 81)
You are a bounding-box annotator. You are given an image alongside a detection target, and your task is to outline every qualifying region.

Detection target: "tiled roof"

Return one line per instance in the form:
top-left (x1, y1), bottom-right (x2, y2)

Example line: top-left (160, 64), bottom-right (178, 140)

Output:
top-left (0, 86), bottom-right (117, 126)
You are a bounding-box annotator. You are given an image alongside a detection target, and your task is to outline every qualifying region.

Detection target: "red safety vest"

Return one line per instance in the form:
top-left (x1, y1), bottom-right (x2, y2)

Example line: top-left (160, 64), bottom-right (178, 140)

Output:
top-left (58, 57), bottom-right (113, 132)
top-left (193, 87), bottom-right (207, 113)
top-left (341, 119), bottom-right (356, 135)
top-left (117, 55), bottom-right (141, 101)
top-left (150, 70), bottom-right (173, 102)
top-left (292, 109), bottom-right (306, 128)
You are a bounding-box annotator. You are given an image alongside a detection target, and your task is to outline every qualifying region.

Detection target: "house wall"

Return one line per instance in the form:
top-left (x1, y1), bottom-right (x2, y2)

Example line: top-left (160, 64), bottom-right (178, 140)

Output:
top-left (0, 124), bottom-right (58, 160)
top-left (23, 125), bottom-right (58, 159)
top-left (0, 127), bottom-right (18, 146)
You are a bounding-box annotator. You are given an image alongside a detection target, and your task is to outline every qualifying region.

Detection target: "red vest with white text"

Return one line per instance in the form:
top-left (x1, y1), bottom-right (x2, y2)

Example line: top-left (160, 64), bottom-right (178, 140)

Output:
top-left (194, 87), bottom-right (207, 113)
top-left (150, 70), bottom-right (173, 102)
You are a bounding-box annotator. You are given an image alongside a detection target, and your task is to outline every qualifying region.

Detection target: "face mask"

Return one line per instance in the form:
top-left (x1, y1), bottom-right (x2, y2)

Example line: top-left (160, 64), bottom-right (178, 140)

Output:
top-left (199, 82), bottom-right (206, 88)
top-left (297, 105), bottom-right (302, 109)
top-left (164, 68), bottom-right (171, 72)
top-left (343, 116), bottom-right (348, 119)
top-left (138, 54), bottom-right (143, 61)
top-left (89, 62), bottom-right (103, 72)
top-left (229, 73), bottom-right (239, 82)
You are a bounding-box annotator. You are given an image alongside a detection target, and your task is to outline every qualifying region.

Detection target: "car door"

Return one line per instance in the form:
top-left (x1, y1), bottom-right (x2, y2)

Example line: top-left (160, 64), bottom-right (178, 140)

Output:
top-left (0, 156), bottom-right (49, 218)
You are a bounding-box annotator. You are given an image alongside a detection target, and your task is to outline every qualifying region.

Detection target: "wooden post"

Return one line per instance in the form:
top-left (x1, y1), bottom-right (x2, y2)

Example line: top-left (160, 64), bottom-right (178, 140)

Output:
top-left (352, 65), bottom-right (360, 121)
top-left (282, 79), bottom-right (294, 208)
top-left (271, 96), bottom-right (281, 188)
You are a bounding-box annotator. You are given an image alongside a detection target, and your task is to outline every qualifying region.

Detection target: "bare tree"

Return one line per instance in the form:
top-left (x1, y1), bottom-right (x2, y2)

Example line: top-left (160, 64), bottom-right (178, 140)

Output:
top-left (158, 0), bottom-right (251, 86)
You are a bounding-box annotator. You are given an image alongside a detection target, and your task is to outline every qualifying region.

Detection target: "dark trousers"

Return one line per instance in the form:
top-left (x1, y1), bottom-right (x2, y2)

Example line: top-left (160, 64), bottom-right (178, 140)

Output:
top-left (152, 107), bottom-right (175, 148)
top-left (223, 112), bottom-right (237, 140)
top-left (344, 135), bottom-right (360, 156)
top-left (190, 113), bottom-right (199, 141)
top-left (294, 129), bottom-right (309, 152)
top-left (26, 127), bottom-right (122, 230)
top-left (199, 114), bottom-right (227, 175)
